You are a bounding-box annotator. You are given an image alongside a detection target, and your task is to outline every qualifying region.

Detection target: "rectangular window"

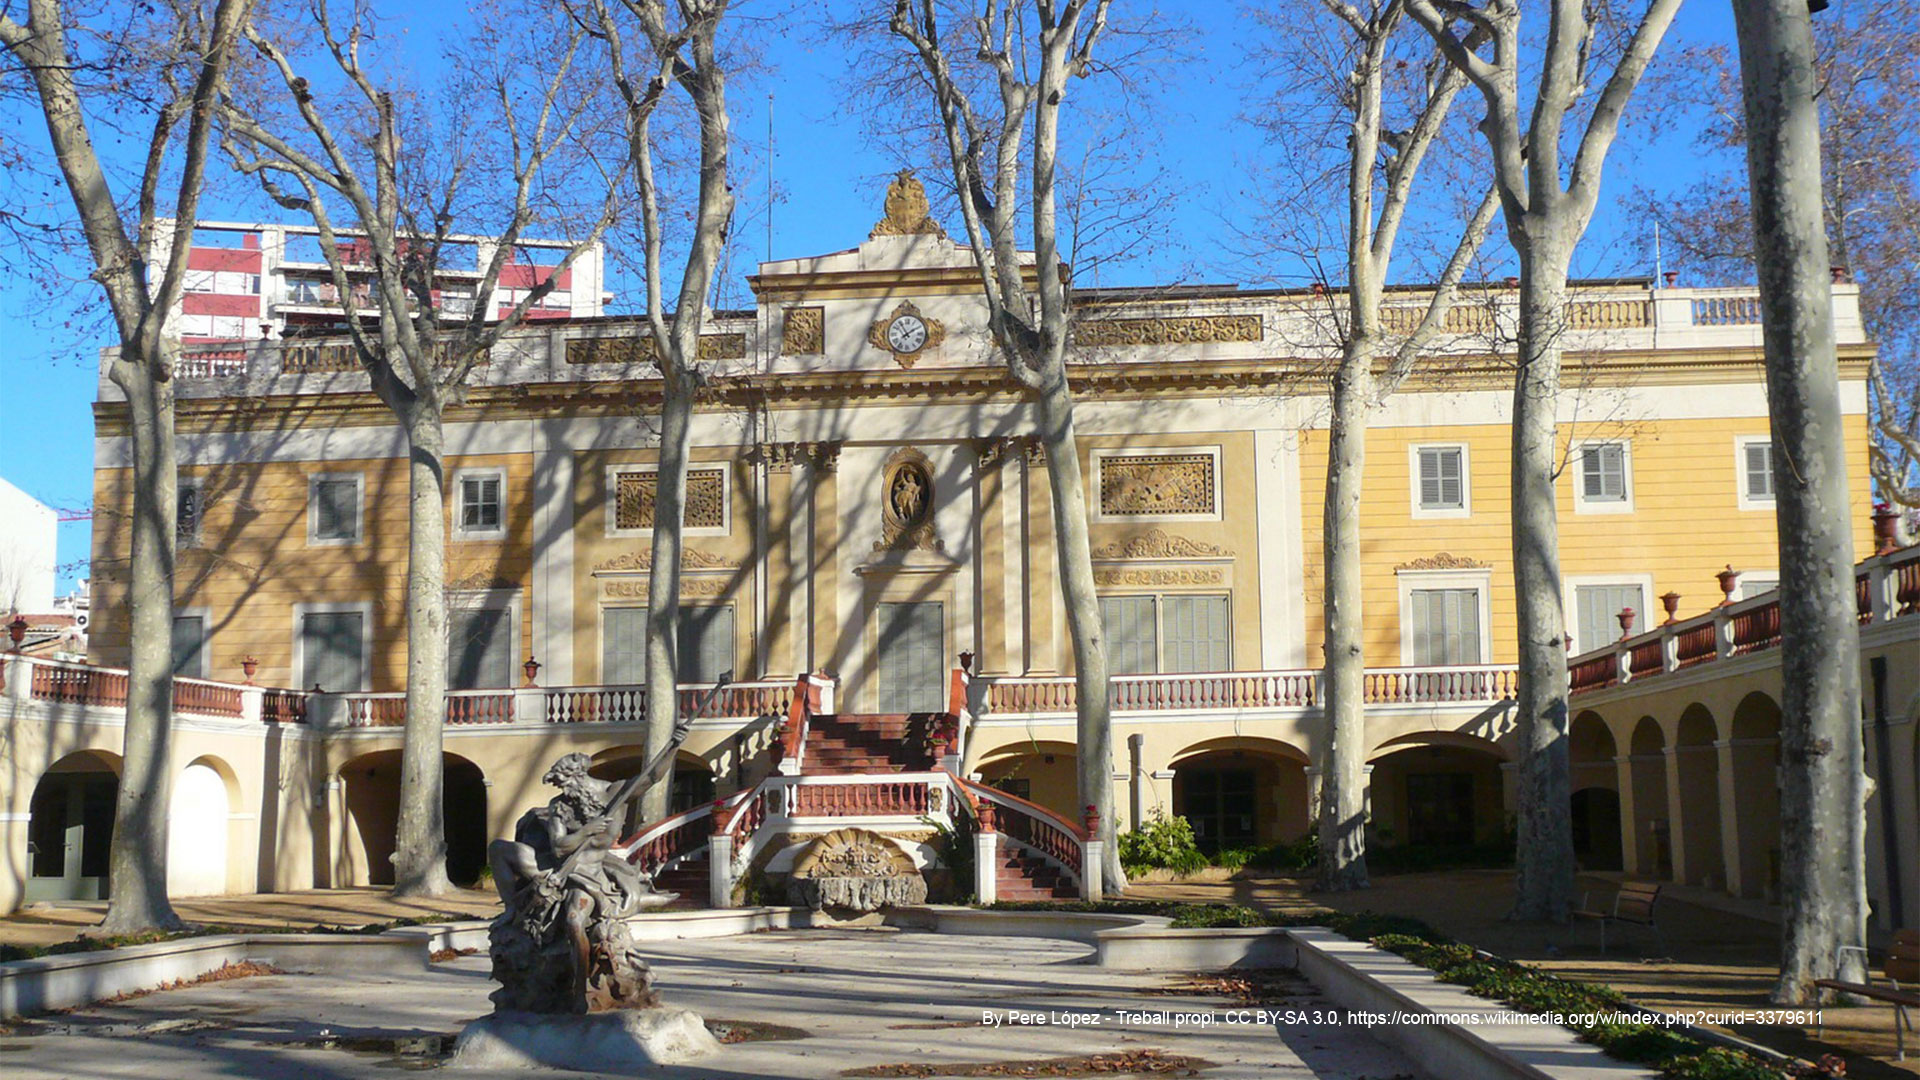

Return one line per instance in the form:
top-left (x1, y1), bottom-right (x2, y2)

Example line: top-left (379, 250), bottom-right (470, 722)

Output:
top-left (447, 606), bottom-right (512, 690)
top-left (1162, 595), bottom-right (1231, 673)
top-left (300, 611), bottom-right (365, 692)
top-left (602, 606), bottom-right (735, 685)
top-left (171, 615), bottom-right (206, 678)
top-left (457, 472), bottom-right (504, 536)
top-left (876, 601), bottom-right (944, 713)
top-left (1100, 594), bottom-right (1232, 674)
top-left (1416, 446), bottom-right (1465, 511)
top-left (177, 484), bottom-right (202, 548)
top-left (1579, 443), bottom-right (1628, 503)
top-left (310, 476), bottom-right (361, 543)
top-left (1743, 441), bottom-right (1775, 502)
top-left (1100, 596), bottom-right (1159, 675)
top-left (1575, 584), bottom-right (1644, 654)
top-left (1408, 588), bottom-right (1482, 666)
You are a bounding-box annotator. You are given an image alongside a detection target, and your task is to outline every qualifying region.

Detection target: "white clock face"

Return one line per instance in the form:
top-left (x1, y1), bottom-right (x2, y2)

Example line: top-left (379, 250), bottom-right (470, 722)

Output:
top-left (886, 314), bottom-right (929, 353)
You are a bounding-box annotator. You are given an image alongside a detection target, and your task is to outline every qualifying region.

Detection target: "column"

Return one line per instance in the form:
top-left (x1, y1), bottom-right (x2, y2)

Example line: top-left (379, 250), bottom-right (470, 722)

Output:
top-left (1713, 739), bottom-right (1745, 896)
top-left (758, 444), bottom-right (798, 677)
top-left (974, 438), bottom-right (1012, 675)
top-left (1662, 747), bottom-right (1688, 883)
top-left (1024, 439), bottom-right (1058, 673)
top-left (805, 442), bottom-right (841, 675)
top-left (1614, 755), bottom-right (1641, 875)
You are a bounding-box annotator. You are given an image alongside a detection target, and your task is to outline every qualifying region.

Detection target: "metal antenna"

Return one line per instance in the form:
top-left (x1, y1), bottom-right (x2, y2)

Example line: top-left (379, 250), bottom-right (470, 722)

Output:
top-left (766, 92), bottom-right (775, 264)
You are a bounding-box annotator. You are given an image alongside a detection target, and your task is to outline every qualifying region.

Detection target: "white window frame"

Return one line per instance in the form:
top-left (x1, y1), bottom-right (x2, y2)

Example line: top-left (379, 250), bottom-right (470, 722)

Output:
top-left (1562, 573), bottom-right (1655, 655)
top-left (1409, 443), bottom-right (1471, 519)
top-left (446, 589), bottom-right (520, 690)
top-left (598, 602), bottom-right (738, 685)
top-left (1736, 572), bottom-right (1779, 601)
top-left (307, 472), bottom-right (364, 546)
top-left (1395, 568), bottom-right (1493, 666)
top-left (1097, 592), bottom-right (1234, 674)
top-left (1089, 445), bottom-right (1224, 523)
top-left (1734, 436), bottom-right (1776, 510)
top-left (453, 467), bottom-right (508, 540)
top-left (1571, 438), bottom-right (1635, 515)
top-left (605, 462), bottom-right (731, 538)
top-left (291, 601), bottom-right (374, 692)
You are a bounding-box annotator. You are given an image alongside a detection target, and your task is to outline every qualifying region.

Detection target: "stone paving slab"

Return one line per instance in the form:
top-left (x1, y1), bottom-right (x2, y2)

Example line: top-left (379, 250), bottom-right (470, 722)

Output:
top-left (0, 929), bottom-right (1430, 1079)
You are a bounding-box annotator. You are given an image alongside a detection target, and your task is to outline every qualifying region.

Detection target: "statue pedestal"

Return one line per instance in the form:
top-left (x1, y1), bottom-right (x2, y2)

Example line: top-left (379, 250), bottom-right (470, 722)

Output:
top-left (450, 1007), bottom-right (721, 1071)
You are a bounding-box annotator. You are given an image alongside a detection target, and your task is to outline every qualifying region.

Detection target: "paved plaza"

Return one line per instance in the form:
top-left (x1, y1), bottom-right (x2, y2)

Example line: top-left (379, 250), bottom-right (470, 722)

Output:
top-left (0, 928), bottom-right (1427, 1079)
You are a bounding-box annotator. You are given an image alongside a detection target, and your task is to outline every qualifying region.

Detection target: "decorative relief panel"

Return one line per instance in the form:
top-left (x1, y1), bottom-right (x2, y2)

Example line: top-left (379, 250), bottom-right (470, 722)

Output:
top-left (566, 333), bottom-right (747, 366)
top-left (1098, 454), bottom-right (1216, 517)
top-left (1395, 552), bottom-right (1491, 571)
top-left (614, 468), bottom-right (727, 531)
top-left (603, 577), bottom-right (728, 598)
top-left (593, 548), bottom-right (737, 574)
top-left (1093, 567), bottom-right (1226, 587)
top-left (781, 307), bottom-right (825, 355)
top-left (1090, 529), bottom-right (1230, 560)
top-left (1073, 314), bottom-right (1262, 348)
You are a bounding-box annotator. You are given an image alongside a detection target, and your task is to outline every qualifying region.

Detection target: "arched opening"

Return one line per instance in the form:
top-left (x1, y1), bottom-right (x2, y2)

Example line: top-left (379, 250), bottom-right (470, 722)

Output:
top-left (1368, 735), bottom-right (1507, 857)
top-left (339, 750), bottom-right (489, 888)
top-left (1169, 738), bottom-right (1310, 854)
top-left (26, 750), bottom-right (121, 902)
top-left (1629, 717), bottom-right (1671, 879)
top-left (590, 748), bottom-right (715, 835)
top-left (1674, 705), bottom-right (1725, 889)
top-left (1570, 789), bottom-right (1623, 872)
top-left (1729, 691), bottom-right (1782, 899)
top-left (167, 757), bottom-right (236, 897)
top-left (976, 741), bottom-right (1078, 821)
top-left (1569, 712), bottom-right (1622, 870)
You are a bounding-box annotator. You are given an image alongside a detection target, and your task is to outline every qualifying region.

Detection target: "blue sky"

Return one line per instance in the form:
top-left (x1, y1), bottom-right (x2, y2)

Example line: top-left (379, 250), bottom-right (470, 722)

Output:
top-left (0, 1), bottom-right (1747, 591)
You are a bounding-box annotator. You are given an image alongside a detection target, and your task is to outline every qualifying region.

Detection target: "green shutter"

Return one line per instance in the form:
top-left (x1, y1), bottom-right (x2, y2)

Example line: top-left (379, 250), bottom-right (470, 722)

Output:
top-left (1163, 595), bottom-right (1230, 673)
top-left (877, 602), bottom-right (943, 713)
top-left (1100, 596), bottom-right (1158, 675)
top-left (302, 611), bottom-right (364, 692)
top-left (603, 607), bottom-right (646, 685)
top-left (448, 606), bottom-right (511, 689)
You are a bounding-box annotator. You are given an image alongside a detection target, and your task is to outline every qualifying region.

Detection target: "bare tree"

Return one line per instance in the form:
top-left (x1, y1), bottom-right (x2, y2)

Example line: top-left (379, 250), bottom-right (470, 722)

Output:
top-left (579, 0), bottom-right (737, 821)
top-left (889, 0), bottom-right (1123, 886)
top-left (1, 0), bottom-right (254, 932)
top-left (1404, 0), bottom-right (1681, 921)
top-left (1267, 1), bottom-right (1501, 890)
top-left (1641, 0), bottom-right (1920, 515)
top-left (1731, 0), bottom-right (1868, 1006)
top-left (220, 0), bottom-right (625, 895)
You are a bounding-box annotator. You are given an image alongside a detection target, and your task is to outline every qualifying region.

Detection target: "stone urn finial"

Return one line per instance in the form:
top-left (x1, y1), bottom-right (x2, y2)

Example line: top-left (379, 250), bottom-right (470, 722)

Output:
top-left (1716, 565), bottom-right (1741, 605)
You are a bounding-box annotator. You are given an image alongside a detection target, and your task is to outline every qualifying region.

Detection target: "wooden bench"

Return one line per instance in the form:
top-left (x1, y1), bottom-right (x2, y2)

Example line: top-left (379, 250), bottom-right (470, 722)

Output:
top-left (1572, 881), bottom-right (1664, 955)
top-left (1815, 930), bottom-right (1919, 1060)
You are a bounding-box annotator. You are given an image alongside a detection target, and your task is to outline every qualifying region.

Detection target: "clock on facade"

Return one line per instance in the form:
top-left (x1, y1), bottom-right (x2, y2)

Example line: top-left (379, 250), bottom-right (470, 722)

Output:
top-left (885, 314), bottom-right (929, 354)
top-left (867, 300), bottom-right (946, 368)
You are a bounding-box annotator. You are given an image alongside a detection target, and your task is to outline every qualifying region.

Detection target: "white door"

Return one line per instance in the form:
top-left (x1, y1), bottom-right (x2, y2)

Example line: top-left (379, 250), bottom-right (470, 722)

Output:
top-left (167, 763), bottom-right (230, 897)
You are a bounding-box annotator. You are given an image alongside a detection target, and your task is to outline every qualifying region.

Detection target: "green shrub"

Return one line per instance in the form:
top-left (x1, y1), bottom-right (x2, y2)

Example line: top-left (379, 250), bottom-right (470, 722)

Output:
top-left (1117, 809), bottom-right (1208, 875)
top-left (1168, 904), bottom-right (1265, 929)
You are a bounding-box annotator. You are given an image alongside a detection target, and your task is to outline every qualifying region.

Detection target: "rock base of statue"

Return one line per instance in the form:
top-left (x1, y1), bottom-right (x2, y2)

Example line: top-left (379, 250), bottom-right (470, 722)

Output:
top-left (449, 1007), bottom-right (721, 1071)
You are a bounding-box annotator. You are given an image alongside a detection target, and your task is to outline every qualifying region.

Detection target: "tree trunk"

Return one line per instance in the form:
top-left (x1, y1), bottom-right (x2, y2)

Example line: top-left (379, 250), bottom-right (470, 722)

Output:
top-left (392, 404), bottom-right (453, 897)
top-left (100, 353), bottom-right (183, 933)
top-left (1318, 355), bottom-right (1373, 891)
top-left (1034, 376), bottom-right (1123, 888)
top-left (1507, 245), bottom-right (1576, 923)
top-left (639, 374), bottom-right (695, 823)
top-left (1733, 0), bottom-right (1869, 1004)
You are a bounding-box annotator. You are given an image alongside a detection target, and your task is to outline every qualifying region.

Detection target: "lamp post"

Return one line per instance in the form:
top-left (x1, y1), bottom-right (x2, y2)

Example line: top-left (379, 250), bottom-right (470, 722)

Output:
top-left (7, 614), bottom-right (27, 651)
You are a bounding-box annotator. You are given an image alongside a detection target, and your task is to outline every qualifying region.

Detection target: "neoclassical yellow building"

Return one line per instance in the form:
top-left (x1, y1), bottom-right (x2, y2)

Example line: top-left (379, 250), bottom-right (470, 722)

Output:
top-left (5, 181), bottom-right (1905, 924)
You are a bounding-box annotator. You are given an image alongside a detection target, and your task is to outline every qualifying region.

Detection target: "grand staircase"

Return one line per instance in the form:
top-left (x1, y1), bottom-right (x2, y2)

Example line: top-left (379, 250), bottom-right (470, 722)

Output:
top-left (799, 713), bottom-right (936, 774)
top-left (617, 671), bottom-right (1092, 909)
